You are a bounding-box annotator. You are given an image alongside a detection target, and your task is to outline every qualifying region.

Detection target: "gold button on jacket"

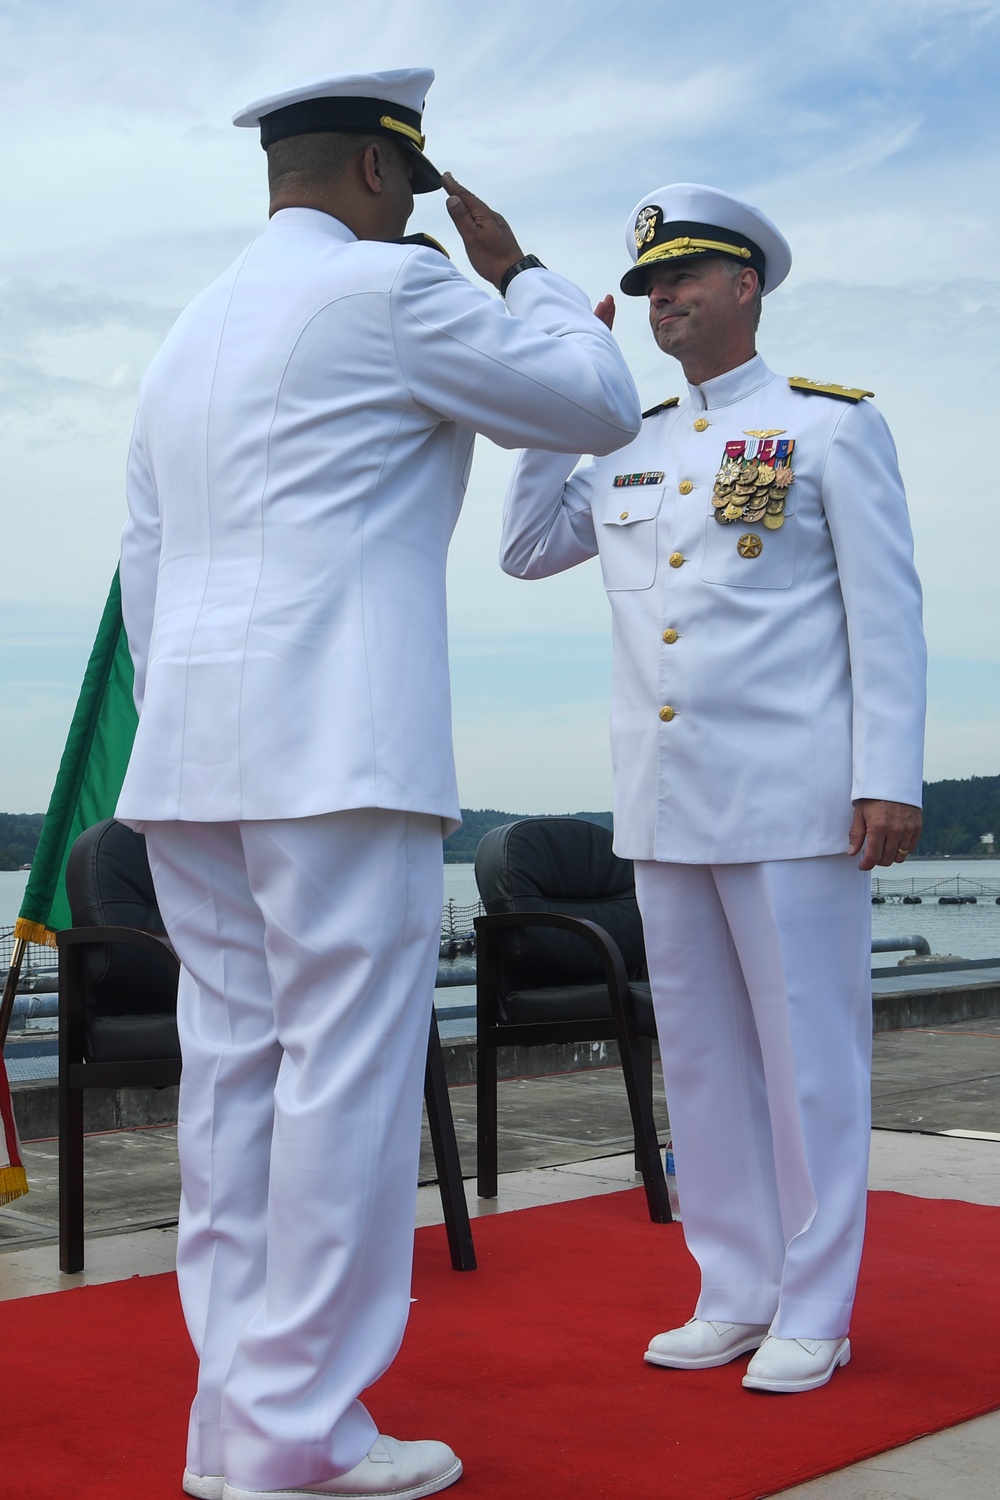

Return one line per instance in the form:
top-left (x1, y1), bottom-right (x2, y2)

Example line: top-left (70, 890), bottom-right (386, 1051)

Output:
top-left (669, 552), bottom-right (685, 568)
top-left (678, 479), bottom-right (693, 494)
top-left (662, 628), bottom-right (678, 644)
top-left (659, 705), bottom-right (675, 722)
top-left (693, 418), bottom-right (709, 432)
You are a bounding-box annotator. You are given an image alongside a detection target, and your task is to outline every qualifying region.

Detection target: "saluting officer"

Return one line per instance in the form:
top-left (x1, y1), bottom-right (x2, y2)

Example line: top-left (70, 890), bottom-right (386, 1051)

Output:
top-left (500, 183), bottom-right (925, 1394)
top-left (117, 69), bottom-right (641, 1500)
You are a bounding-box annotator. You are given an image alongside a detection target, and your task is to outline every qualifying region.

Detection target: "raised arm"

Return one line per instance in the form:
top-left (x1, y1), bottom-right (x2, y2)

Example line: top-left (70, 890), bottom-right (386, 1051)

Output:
top-left (499, 448), bottom-right (602, 579)
top-left (387, 175), bottom-right (639, 456)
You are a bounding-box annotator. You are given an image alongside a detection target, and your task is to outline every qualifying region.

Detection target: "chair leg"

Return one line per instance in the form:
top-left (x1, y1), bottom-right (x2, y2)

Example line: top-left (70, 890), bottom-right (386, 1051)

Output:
top-left (59, 1083), bottom-right (85, 1274)
top-left (424, 1012), bottom-right (476, 1271)
top-left (614, 1016), bottom-right (671, 1224)
top-left (634, 1035), bottom-right (655, 1174)
top-left (476, 1036), bottom-right (499, 1200)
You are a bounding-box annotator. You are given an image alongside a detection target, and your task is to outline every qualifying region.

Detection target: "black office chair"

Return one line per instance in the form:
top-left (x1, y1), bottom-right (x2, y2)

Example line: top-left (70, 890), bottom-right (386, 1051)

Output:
top-left (474, 817), bottom-right (671, 1223)
top-left (58, 818), bottom-right (475, 1273)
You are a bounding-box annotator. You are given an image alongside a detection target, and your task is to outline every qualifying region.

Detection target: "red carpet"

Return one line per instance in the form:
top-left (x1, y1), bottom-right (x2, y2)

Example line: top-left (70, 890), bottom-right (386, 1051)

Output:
top-left (5, 1190), bottom-right (1000, 1500)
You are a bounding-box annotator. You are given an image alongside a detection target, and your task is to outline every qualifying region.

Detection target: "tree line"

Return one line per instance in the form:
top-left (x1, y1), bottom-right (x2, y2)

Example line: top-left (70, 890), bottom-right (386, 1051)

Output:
top-left (0, 813), bottom-right (45, 870)
top-left (1, 777), bottom-right (996, 868)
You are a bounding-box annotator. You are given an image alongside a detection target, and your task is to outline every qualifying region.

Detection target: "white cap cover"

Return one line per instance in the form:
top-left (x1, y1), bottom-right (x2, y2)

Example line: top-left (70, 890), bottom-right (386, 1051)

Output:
top-left (233, 68), bottom-right (441, 192)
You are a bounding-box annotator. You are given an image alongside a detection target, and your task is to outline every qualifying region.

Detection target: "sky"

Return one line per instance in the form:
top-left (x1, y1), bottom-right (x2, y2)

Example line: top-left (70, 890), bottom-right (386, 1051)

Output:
top-left (1, 0), bottom-right (998, 815)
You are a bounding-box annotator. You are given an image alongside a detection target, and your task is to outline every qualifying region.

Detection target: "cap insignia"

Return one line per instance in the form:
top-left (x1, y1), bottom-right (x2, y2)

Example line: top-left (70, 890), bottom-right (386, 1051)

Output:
top-left (634, 205), bottom-right (661, 252)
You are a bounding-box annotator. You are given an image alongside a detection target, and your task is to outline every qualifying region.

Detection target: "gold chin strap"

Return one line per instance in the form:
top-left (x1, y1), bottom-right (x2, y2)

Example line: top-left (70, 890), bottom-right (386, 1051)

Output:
top-left (637, 236), bottom-right (752, 268)
top-left (380, 114), bottom-right (426, 150)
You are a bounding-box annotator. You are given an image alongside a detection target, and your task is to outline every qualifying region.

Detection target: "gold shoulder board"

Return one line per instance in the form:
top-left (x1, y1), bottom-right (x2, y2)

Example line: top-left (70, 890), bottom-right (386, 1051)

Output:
top-left (395, 232), bottom-right (450, 258)
top-left (788, 377), bottom-right (874, 403)
top-left (642, 396), bottom-right (680, 418)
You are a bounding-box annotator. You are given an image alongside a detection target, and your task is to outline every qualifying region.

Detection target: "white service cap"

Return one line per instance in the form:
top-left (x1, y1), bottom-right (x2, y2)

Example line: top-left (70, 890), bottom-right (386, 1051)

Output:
top-left (620, 183), bottom-right (791, 296)
top-left (233, 68), bottom-right (441, 193)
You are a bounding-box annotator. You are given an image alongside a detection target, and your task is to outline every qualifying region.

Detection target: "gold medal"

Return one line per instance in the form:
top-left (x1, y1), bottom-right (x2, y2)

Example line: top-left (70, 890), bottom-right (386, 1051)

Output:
top-left (741, 462), bottom-right (759, 483)
top-left (712, 492), bottom-right (730, 509)
top-left (765, 497), bottom-right (785, 515)
top-left (742, 503), bottom-right (767, 522)
top-left (723, 503), bottom-right (743, 521)
top-left (773, 464), bottom-right (793, 487)
top-left (737, 532), bottom-right (763, 558)
top-left (756, 466), bottom-right (776, 487)
top-left (763, 512), bottom-right (785, 529)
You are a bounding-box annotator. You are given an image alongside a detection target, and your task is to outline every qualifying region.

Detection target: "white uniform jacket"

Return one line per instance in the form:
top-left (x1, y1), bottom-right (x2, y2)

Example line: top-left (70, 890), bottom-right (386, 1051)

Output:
top-left (500, 354), bottom-right (926, 863)
top-left (117, 207), bottom-right (641, 828)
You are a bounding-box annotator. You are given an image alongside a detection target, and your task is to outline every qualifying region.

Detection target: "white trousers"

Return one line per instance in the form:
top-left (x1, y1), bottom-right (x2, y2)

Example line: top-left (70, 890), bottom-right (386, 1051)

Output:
top-left (143, 810), bottom-right (444, 1491)
top-left (634, 854), bottom-right (872, 1339)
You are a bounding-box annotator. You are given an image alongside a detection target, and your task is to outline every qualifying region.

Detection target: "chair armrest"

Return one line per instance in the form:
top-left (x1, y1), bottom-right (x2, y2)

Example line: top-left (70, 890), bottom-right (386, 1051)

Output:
top-left (58, 926), bottom-right (180, 1070)
top-left (57, 926), bottom-right (179, 963)
top-left (473, 911), bottom-right (630, 1003)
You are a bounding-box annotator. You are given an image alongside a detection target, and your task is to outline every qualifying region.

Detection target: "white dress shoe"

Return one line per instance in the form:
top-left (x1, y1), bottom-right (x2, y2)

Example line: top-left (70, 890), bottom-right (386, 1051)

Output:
top-left (644, 1317), bottom-right (771, 1369)
top-left (184, 1470), bottom-right (225, 1500)
top-left (221, 1435), bottom-right (462, 1500)
top-left (742, 1335), bottom-right (851, 1393)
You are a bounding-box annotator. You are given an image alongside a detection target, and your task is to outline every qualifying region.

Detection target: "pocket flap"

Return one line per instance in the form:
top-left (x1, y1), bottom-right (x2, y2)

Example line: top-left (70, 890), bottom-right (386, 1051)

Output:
top-left (601, 491), bottom-right (662, 527)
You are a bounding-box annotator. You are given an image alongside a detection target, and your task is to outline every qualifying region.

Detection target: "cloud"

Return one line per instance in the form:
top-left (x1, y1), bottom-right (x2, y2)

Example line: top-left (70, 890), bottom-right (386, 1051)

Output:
top-left (0, 0), bottom-right (998, 810)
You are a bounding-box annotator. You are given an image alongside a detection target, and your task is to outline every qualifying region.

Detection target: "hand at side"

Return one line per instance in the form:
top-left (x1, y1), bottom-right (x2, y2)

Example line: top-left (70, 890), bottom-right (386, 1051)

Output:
top-left (848, 799), bottom-right (923, 869)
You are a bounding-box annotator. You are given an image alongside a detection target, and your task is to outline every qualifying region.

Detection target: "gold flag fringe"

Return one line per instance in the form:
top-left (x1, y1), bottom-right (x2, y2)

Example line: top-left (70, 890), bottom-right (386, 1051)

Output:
top-left (0, 1164), bottom-right (29, 1204)
top-left (13, 918), bottom-right (56, 949)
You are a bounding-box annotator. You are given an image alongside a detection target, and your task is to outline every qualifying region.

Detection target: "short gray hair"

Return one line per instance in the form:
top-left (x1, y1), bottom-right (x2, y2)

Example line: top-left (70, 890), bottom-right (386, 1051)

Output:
top-left (714, 253), bottom-right (763, 331)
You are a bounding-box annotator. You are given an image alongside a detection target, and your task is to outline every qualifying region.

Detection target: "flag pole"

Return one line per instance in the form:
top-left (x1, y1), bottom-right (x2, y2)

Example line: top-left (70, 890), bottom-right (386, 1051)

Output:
top-left (0, 940), bottom-right (27, 1050)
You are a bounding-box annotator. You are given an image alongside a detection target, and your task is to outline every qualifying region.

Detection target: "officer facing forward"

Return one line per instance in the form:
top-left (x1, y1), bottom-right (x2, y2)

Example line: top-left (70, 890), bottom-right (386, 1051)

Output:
top-left (500, 184), bottom-right (925, 1393)
top-left (117, 69), bottom-right (640, 1500)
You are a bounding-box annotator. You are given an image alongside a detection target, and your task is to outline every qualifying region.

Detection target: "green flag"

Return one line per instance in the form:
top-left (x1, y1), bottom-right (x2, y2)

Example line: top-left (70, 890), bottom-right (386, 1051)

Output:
top-left (15, 570), bottom-right (138, 946)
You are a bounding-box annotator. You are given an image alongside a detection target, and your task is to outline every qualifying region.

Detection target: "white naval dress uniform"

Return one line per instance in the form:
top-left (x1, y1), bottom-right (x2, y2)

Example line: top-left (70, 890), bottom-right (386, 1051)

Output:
top-left (117, 206), bottom-right (641, 1491)
top-left (500, 352), bottom-right (925, 1338)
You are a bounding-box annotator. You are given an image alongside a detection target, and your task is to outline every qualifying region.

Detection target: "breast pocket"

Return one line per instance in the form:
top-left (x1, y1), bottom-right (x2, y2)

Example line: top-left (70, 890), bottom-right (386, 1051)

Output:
top-left (700, 513), bottom-right (797, 589)
top-left (597, 489), bottom-right (663, 592)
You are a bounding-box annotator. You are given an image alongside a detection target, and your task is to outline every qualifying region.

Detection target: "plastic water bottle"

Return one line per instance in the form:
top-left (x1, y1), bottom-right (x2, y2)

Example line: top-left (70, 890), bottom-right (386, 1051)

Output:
top-left (664, 1136), bottom-right (681, 1221)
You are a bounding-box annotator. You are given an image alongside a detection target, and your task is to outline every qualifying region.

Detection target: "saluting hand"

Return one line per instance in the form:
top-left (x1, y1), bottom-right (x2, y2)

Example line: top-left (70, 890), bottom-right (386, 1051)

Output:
top-left (443, 172), bottom-right (525, 290)
top-left (849, 799), bottom-right (923, 870)
top-left (594, 295), bottom-right (616, 330)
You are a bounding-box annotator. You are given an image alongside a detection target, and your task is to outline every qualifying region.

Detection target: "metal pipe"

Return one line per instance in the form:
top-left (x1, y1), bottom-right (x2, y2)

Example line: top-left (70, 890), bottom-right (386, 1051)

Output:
top-left (871, 934), bottom-right (931, 957)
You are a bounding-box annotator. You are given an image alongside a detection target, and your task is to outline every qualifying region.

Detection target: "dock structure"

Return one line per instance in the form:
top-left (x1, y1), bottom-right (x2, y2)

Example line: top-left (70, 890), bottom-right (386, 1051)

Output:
top-left (871, 873), bottom-right (1000, 903)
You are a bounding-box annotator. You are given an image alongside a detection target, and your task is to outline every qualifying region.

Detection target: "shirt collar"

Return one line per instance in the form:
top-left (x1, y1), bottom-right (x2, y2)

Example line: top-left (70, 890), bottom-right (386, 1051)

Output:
top-left (685, 353), bottom-right (773, 411)
top-left (267, 207), bottom-right (358, 242)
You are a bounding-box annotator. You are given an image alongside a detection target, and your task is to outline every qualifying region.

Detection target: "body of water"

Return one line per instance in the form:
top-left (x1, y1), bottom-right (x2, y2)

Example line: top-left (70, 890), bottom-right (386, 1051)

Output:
top-left (6, 859), bottom-right (1000, 961)
top-left (447, 858), bottom-right (1000, 962)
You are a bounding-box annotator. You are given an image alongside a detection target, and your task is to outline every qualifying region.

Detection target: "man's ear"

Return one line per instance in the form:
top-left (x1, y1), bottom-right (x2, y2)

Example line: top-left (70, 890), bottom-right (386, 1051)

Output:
top-left (736, 267), bottom-right (760, 305)
top-left (361, 141), bottom-right (386, 195)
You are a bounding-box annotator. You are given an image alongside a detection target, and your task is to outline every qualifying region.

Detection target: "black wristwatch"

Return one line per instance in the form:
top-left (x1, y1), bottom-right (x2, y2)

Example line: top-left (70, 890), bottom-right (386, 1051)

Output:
top-left (499, 254), bottom-right (546, 297)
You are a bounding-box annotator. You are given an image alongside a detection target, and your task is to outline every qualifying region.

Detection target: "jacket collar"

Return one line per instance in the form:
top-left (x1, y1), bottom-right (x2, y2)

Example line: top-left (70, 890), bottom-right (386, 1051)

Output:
top-left (267, 207), bottom-right (358, 242)
top-left (685, 353), bottom-right (773, 411)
